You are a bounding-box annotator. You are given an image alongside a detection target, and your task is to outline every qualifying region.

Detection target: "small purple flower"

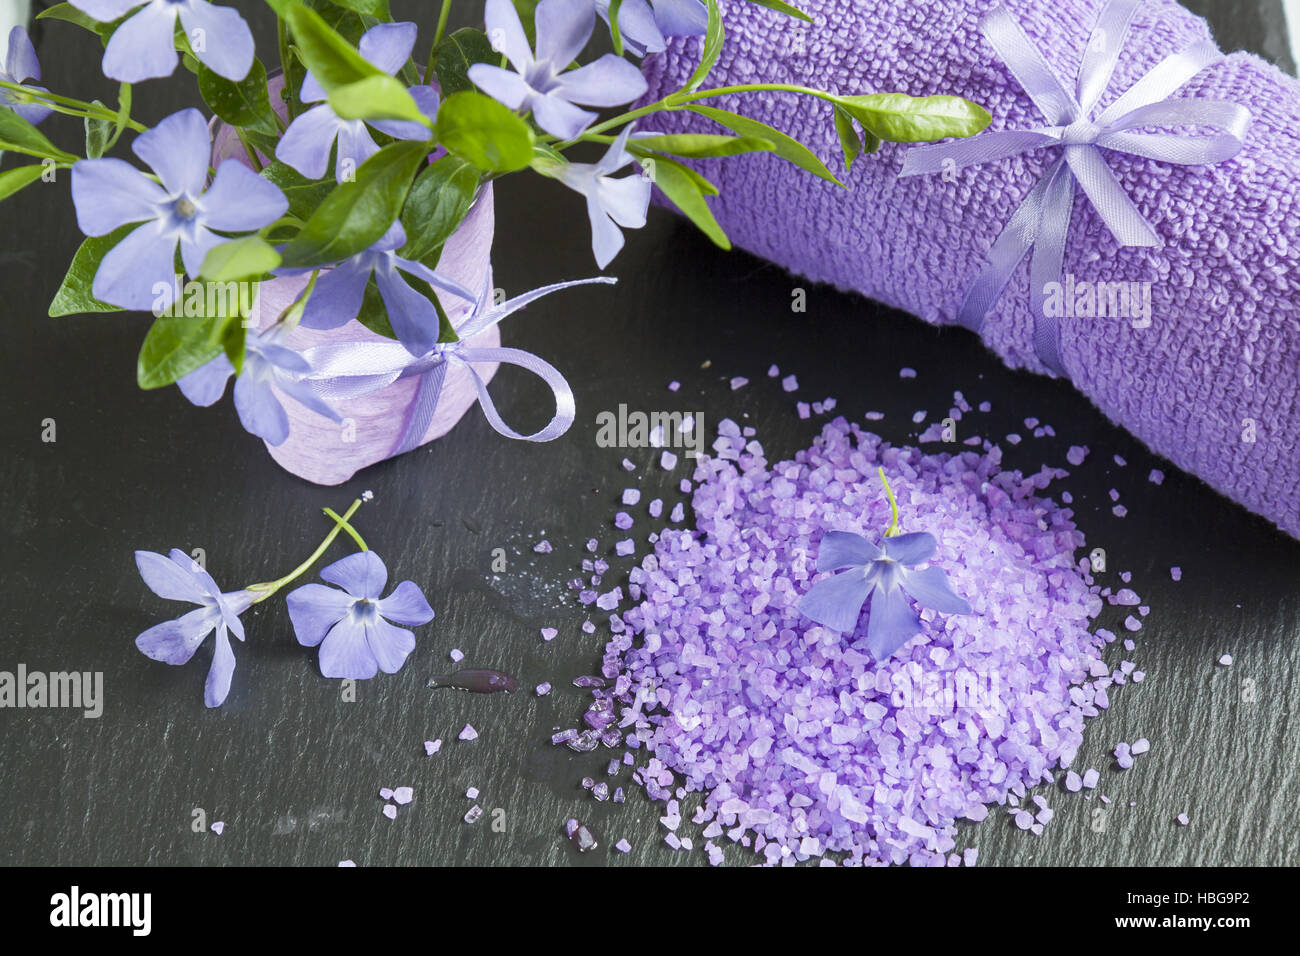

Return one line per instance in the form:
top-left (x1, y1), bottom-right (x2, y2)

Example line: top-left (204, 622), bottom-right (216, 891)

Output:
top-left (69, 0), bottom-right (254, 83)
top-left (276, 22), bottom-right (438, 183)
top-left (71, 108), bottom-right (288, 311)
top-left (282, 220), bottom-right (475, 356)
top-left (798, 530), bottom-right (972, 660)
top-left (593, 0), bottom-right (665, 56)
top-left (287, 551), bottom-right (434, 680)
top-left (177, 324), bottom-right (342, 446)
top-left (555, 125), bottom-right (651, 267)
top-left (134, 549), bottom-right (255, 707)
top-left (647, 0), bottom-right (708, 37)
top-left (0, 26), bottom-right (52, 125)
top-left (469, 0), bottom-right (648, 140)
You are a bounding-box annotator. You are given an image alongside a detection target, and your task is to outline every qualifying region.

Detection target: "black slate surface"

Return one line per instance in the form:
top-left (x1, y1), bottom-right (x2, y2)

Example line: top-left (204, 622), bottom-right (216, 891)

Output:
top-left (1, 1), bottom-right (1297, 867)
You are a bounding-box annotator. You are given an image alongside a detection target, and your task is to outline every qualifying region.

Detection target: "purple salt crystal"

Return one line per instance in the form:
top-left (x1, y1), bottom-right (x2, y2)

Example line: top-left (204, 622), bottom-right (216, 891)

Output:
top-left (1014, 810), bottom-right (1033, 830)
top-left (1176, 813), bottom-right (1189, 826)
top-left (659, 451), bottom-right (678, 471)
top-left (796, 402), bottom-right (811, 419)
top-left (585, 538), bottom-right (598, 553)
top-left (540, 627), bottom-right (558, 641)
top-left (1006, 433), bottom-right (1022, 445)
top-left (615, 539), bottom-right (635, 556)
top-left (615, 838), bottom-right (631, 852)
top-left (1108, 488), bottom-right (1121, 501)
top-left (1112, 504), bottom-right (1128, 518)
top-left (424, 739), bottom-right (442, 756)
top-left (338, 860), bottom-right (355, 867)
top-left (670, 502), bottom-right (685, 522)
top-left (1114, 588), bottom-right (1140, 606)
top-left (1082, 768), bottom-right (1100, 789)
top-left (615, 512), bottom-right (634, 530)
top-left (1218, 653), bottom-right (1234, 666)
top-left (393, 787), bottom-right (413, 805)
top-left (458, 724), bottom-right (478, 742)
top-left (567, 730), bottom-right (601, 753)
top-left (668, 381), bottom-right (680, 392)
top-left (573, 675), bottom-right (606, 688)
top-left (464, 805), bottom-right (483, 824)
top-left (621, 489), bottom-right (641, 506)
top-left (1067, 445), bottom-right (1089, 465)
top-left (533, 539), bottom-right (553, 553)
top-left (382, 804), bottom-right (397, 820)
top-left (466, 787), bottom-right (479, 800)
top-left (570, 823), bottom-right (598, 852)
top-left (592, 782), bottom-right (610, 801)
top-left (581, 776), bottom-right (594, 790)
top-left (649, 498), bottom-right (663, 518)
top-left (912, 410), bottom-right (926, 424)
top-left (613, 787), bottom-right (625, 803)
top-left (1064, 771), bottom-right (1082, 792)
top-left (551, 729), bottom-right (578, 745)
top-left (1131, 738), bottom-right (1150, 755)
top-left (865, 410), bottom-right (884, 420)
top-left (621, 458), bottom-right (636, 472)
top-left (1114, 454), bottom-right (1127, 466)
top-left (1114, 742), bottom-right (1133, 770)
top-left (782, 374), bottom-right (798, 392)
top-left (210, 821), bottom-right (225, 835)
top-left (536, 682), bottom-right (552, 696)
top-left (596, 588), bottom-right (622, 611)
top-left (581, 620), bottom-right (596, 635)
top-left (730, 376), bottom-right (749, 390)
top-left (978, 400), bottom-right (992, 412)
top-left (450, 648), bottom-right (464, 662)
top-left (1124, 615), bottom-right (1142, 632)
top-left (379, 787), bottom-right (394, 800)
top-left (899, 367), bottom-right (917, 379)
top-left (1171, 566), bottom-right (1182, 581)
top-left (607, 759), bottom-right (621, 776)
top-left (1149, 468), bottom-right (1165, 485)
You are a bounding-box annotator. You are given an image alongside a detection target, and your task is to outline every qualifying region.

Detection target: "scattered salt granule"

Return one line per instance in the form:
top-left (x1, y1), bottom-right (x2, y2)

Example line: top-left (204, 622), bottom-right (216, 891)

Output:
top-left (1149, 468), bottom-right (1164, 485)
top-left (912, 410), bottom-right (926, 424)
top-left (1005, 433), bottom-right (1022, 445)
top-left (1064, 771), bottom-right (1082, 792)
top-left (540, 627), bottom-right (558, 642)
top-left (622, 488), bottom-right (640, 506)
top-left (582, 620), bottom-right (596, 634)
top-left (466, 787), bottom-right (479, 799)
top-left (1131, 738), bottom-right (1150, 755)
top-left (338, 860), bottom-right (356, 867)
top-left (1218, 654), bottom-right (1233, 666)
top-left (578, 416), bottom-right (1120, 865)
top-left (1067, 445), bottom-right (1089, 465)
top-left (464, 805), bottom-right (483, 824)
top-left (1114, 454), bottom-right (1127, 467)
top-left (379, 787), bottom-right (394, 800)
top-left (621, 458), bottom-right (636, 472)
top-left (615, 838), bottom-right (632, 852)
top-left (382, 805), bottom-right (397, 820)
top-left (536, 682), bottom-right (552, 696)
top-left (450, 648), bottom-right (464, 662)
top-left (616, 539), bottom-right (635, 556)
top-left (1176, 813), bottom-right (1189, 826)
top-left (210, 821), bottom-right (224, 835)
top-left (393, 787), bottom-right (413, 805)
top-left (865, 410), bottom-right (884, 420)
top-left (1115, 742), bottom-right (1134, 769)
top-left (670, 502), bottom-right (685, 522)
top-left (424, 739), bottom-right (442, 756)
top-left (730, 377), bottom-right (748, 390)
top-left (1081, 768), bottom-right (1100, 789)
top-left (649, 498), bottom-right (663, 518)
top-left (533, 539), bottom-right (553, 553)
top-left (660, 451), bottom-right (678, 470)
top-left (782, 374), bottom-right (798, 392)
top-left (796, 402), bottom-right (811, 419)
top-left (668, 381), bottom-right (680, 392)
top-left (768, 364), bottom-right (780, 377)
top-left (1170, 566), bottom-right (1182, 581)
top-left (615, 512), bottom-right (633, 530)
top-left (459, 724), bottom-right (478, 741)
top-left (1124, 615), bottom-right (1142, 632)
top-left (899, 367), bottom-right (917, 379)
top-left (1112, 505), bottom-right (1128, 518)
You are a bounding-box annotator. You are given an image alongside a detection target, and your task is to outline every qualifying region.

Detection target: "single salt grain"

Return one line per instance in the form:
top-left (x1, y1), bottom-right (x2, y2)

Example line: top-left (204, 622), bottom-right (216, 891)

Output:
top-left (379, 787), bottom-right (394, 800)
top-left (424, 739), bottom-right (442, 756)
top-left (1149, 468), bottom-right (1164, 485)
top-left (1067, 445), bottom-right (1089, 465)
top-left (615, 838), bottom-right (632, 852)
top-left (391, 787), bottom-right (413, 805)
top-left (768, 365), bottom-right (780, 377)
top-left (533, 539), bottom-right (553, 553)
top-left (899, 367), bottom-right (917, 379)
top-left (1064, 771), bottom-right (1082, 792)
top-left (865, 410), bottom-right (884, 420)
top-left (459, 724), bottom-right (478, 741)
top-left (670, 502), bottom-right (685, 522)
top-left (622, 489), bottom-right (640, 506)
top-left (382, 804), bottom-right (397, 820)
top-left (649, 498), bottom-right (663, 518)
top-left (464, 805), bottom-right (483, 824)
top-left (1112, 504), bottom-right (1128, 518)
top-left (614, 512), bottom-right (633, 530)
top-left (536, 682), bottom-right (552, 696)
top-left (730, 376), bottom-right (748, 390)
top-left (1131, 738), bottom-right (1150, 755)
top-left (782, 374), bottom-right (798, 392)
top-left (912, 410), bottom-right (926, 424)
top-left (1176, 813), bottom-right (1189, 826)
top-left (616, 539), bottom-right (635, 556)
top-left (211, 821), bottom-right (224, 835)
top-left (1114, 454), bottom-right (1127, 466)
top-left (450, 648), bottom-right (464, 662)
top-left (540, 627), bottom-right (557, 641)
top-left (1082, 769), bottom-right (1100, 789)
top-left (338, 860), bottom-right (355, 867)
top-left (1006, 433), bottom-right (1022, 445)
top-left (668, 381), bottom-right (680, 392)
top-left (660, 451), bottom-right (678, 470)
top-left (1170, 566), bottom-right (1182, 581)
top-left (1218, 654), bottom-right (1233, 666)
top-left (582, 620), bottom-right (596, 634)
top-left (797, 402), bottom-right (811, 419)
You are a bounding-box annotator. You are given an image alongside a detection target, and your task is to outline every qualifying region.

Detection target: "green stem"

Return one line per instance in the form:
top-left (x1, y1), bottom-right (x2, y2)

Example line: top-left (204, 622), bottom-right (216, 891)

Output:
top-left (878, 467), bottom-right (901, 537)
top-left (236, 128), bottom-right (265, 171)
top-left (0, 79), bottom-right (148, 131)
top-left (278, 17), bottom-right (299, 121)
top-left (325, 508), bottom-right (369, 551)
top-left (433, 0), bottom-right (453, 47)
top-left (246, 498), bottom-right (365, 603)
top-left (608, 0), bottom-right (625, 56)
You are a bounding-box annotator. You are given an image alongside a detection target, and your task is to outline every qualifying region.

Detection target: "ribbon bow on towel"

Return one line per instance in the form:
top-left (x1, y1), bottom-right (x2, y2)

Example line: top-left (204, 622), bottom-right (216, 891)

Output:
top-left (899, 0), bottom-right (1250, 375)
top-left (302, 276), bottom-right (616, 453)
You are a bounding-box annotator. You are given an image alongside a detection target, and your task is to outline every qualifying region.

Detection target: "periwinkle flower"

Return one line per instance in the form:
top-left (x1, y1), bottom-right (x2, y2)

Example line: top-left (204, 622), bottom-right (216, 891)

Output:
top-left (0, 26), bottom-right (52, 125)
top-left (134, 549), bottom-right (255, 707)
top-left (287, 551), bottom-right (434, 680)
top-left (469, 0), bottom-right (648, 140)
top-left (593, 0), bottom-right (665, 56)
top-left (647, 0), bottom-right (708, 36)
top-left (177, 324), bottom-right (342, 446)
top-left (276, 22), bottom-right (439, 183)
top-left (799, 530), bottom-right (972, 660)
top-left (68, 0), bottom-right (254, 83)
top-left (281, 220), bottom-right (476, 356)
top-left (71, 108), bottom-right (288, 311)
top-left (554, 125), bottom-right (651, 267)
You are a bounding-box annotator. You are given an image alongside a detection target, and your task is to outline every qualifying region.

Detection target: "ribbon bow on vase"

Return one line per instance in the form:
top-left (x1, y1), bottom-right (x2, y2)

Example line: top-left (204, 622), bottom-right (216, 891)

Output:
top-left (899, 0), bottom-right (1250, 376)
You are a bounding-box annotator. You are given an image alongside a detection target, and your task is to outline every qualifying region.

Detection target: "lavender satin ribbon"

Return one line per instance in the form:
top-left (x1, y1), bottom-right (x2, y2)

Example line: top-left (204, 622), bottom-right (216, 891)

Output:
top-left (303, 276), bottom-right (617, 452)
top-left (899, 0), bottom-right (1250, 375)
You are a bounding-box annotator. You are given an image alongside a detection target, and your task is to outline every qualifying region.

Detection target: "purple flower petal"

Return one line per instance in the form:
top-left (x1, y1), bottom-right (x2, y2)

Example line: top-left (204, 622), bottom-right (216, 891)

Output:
top-left (649, 0), bottom-right (707, 36)
top-left (68, 0), bottom-right (142, 20)
top-left (179, 225), bottom-right (223, 279)
top-left (135, 605), bottom-right (220, 665)
top-left (599, 0), bottom-right (666, 54)
top-left (286, 582), bottom-right (356, 647)
top-left (553, 55), bottom-right (649, 107)
top-left (201, 160), bottom-right (289, 231)
top-left (92, 220), bottom-right (179, 311)
top-left (897, 565), bottom-right (973, 616)
top-left (320, 551), bottom-right (388, 600)
top-left (376, 580), bottom-right (434, 626)
top-left (177, 353), bottom-right (235, 406)
top-left (536, 0), bottom-right (595, 67)
top-left (586, 194), bottom-right (625, 269)
top-left (882, 531), bottom-right (937, 566)
top-left (595, 174), bottom-right (651, 228)
top-left (467, 64), bottom-right (531, 110)
top-left (5, 25), bottom-right (40, 81)
top-left (866, 582), bottom-right (921, 659)
top-left (232, 372), bottom-right (290, 445)
top-left (318, 615), bottom-right (378, 680)
top-left (204, 625), bottom-right (237, 707)
top-left (102, 2), bottom-right (180, 83)
top-left (532, 91), bottom-right (596, 140)
top-left (815, 531), bottom-right (882, 572)
top-left (275, 104), bottom-right (343, 180)
top-left (798, 570), bottom-right (872, 633)
top-left (374, 259), bottom-right (440, 355)
top-left (484, 0), bottom-right (533, 70)
top-left (133, 108), bottom-right (210, 197)
top-left (357, 21), bottom-right (417, 75)
top-left (71, 158), bottom-right (168, 236)
top-left (179, 0), bottom-right (255, 82)
top-left (334, 119), bottom-right (381, 182)
top-left (135, 549), bottom-right (209, 604)
top-left (364, 616), bottom-right (416, 674)
top-left (299, 258), bottom-right (372, 329)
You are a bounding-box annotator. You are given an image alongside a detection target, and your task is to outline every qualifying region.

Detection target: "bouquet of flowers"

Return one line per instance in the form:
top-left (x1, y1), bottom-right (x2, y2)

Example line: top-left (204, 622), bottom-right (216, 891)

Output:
top-left (1, 0), bottom-right (988, 477)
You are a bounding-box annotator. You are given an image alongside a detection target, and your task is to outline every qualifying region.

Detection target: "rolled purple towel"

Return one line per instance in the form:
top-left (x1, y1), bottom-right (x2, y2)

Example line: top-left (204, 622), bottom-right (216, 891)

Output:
top-left (639, 0), bottom-right (1300, 537)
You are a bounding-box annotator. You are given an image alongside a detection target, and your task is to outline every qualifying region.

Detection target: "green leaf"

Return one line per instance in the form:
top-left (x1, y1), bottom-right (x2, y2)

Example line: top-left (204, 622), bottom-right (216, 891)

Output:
top-left (399, 154), bottom-right (480, 263)
top-left (832, 103), bottom-right (862, 171)
top-left (200, 236), bottom-right (282, 281)
top-left (631, 133), bottom-right (775, 159)
top-left (430, 27), bottom-right (498, 98)
top-left (329, 74), bottom-right (431, 126)
top-left (84, 105), bottom-right (112, 159)
top-left (260, 160), bottom-right (335, 221)
top-left (283, 4), bottom-right (382, 89)
top-left (832, 93), bottom-right (991, 143)
top-left (687, 104), bottom-right (840, 184)
top-left (647, 156), bottom-right (730, 250)
top-left (35, 2), bottom-right (111, 35)
top-left (324, 0), bottom-right (391, 16)
top-left (0, 106), bottom-right (78, 162)
top-left (682, 0), bottom-right (724, 93)
top-left (629, 146), bottom-right (718, 195)
top-left (278, 139), bottom-right (429, 268)
top-left (0, 164), bottom-right (45, 201)
top-left (355, 276), bottom-right (396, 338)
top-left (435, 92), bottom-right (534, 173)
top-left (198, 58), bottom-right (279, 137)
top-left (222, 321), bottom-right (247, 375)
top-left (48, 225), bottom-right (134, 316)
top-left (137, 312), bottom-right (234, 390)
top-left (743, 0), bottom-right (813, 21)
top-left (510, 1), bottom-right (541, 45)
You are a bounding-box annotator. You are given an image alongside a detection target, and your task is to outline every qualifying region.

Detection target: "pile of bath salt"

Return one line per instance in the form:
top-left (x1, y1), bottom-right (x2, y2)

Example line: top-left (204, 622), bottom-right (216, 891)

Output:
top-left (597, 416), bottom-right (1114, 866)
